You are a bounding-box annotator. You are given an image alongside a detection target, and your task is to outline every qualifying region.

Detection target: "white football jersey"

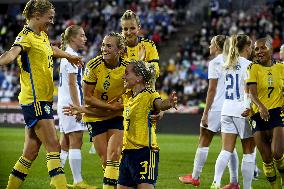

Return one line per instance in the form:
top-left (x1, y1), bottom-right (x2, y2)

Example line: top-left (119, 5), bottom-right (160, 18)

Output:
top-left (221, 57), bottom-right (251, 117)
top-left (208, 54), bottom-right (225, 111)
top-left (57, 46), bottom-right (83, 107)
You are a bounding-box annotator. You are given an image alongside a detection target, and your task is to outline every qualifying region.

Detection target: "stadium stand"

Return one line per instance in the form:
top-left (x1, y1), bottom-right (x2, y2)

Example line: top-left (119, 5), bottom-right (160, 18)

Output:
top-left (0, 0), bottom-right (283, 112)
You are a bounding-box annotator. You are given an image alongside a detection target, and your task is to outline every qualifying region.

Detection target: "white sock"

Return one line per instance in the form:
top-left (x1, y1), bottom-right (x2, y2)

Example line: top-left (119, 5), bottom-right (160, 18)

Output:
top-left (253, 147), bottom-right (258, 172)
top-left (69, 149), bottom-right (83, 184)
top-left (242, 153), bottom-right (254, 189)
top-left (192, 147), bottom-right (209, 179)
top-left (213, 150), bottom-right (232, 186)
top-left (60, 150), bottom-right (69, 168)
top-left (228, 148), bottom-right (239, 184)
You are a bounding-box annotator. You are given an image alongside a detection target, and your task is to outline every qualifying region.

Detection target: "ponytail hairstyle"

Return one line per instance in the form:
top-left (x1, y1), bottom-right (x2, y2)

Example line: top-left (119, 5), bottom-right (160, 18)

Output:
top-left (131, 60), bottom-right (156, 88)
top-left (120, 10), bottom-right (141, 27)
top-left (61, 25), bottom-right (82, 51)
top-left (224, 34), bottom-right (251, 70)
top-left (222, 36), bottom-right (230, 61)
top-left (23, 0), bottom-right (54, 22)
top-left (214, 35), bottom-right (227, 51)
top-left (105, 32), bottom-right (127, 56)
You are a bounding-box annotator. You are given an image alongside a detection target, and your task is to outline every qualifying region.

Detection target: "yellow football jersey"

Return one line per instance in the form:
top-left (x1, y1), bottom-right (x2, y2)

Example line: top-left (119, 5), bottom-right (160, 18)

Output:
top-left (246, 61), bottom-right (284, 114)
top-left (124, 37), bottom-right (160, 77)
top-left (122, 88), bottom-right (161, 150)
top-left (13, 26), bottom-right (54, 105)
top-left (83, 55), bottom-right (129, 122)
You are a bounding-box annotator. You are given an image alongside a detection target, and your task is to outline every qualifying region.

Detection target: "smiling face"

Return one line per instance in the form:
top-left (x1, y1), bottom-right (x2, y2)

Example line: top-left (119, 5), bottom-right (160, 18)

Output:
top-left (123, 64), bottom-right (140, 89)
top-left (121, 19), bottom-right (140, 46)
top-left (71, 28), bottom-right (87, 51)
top-left (254, 40), bottom-right (272, 66)
top-left (101, 36), bottom-right (120, 66)
top-left (37, 9), bottom-right (55, 33)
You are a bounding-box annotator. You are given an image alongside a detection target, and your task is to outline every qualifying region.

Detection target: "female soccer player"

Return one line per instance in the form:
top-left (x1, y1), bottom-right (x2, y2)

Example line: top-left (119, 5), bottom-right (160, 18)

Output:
top-left (179, 35), bottom-right (239, 187)
top-left (120, 10), bottom-right (160, 78)
top-left (0, 1), bottom-right (82, 189)
top-left (57, 25), bottom-right (97, 189)
top-left (120, 10), bottom-right (163, 122)
top-left (117, 60), bottom-right (177, 189)
top-left (210, 34), bottom-right (255, 189)
top-left (247, 37), bottom-right (284, 189)
top-left (82, 32), bottom-right (129, 189)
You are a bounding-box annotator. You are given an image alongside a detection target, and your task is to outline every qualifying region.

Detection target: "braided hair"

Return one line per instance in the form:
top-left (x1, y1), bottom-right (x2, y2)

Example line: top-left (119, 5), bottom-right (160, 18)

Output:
top-left (130, 60), bottom-right (156, 88)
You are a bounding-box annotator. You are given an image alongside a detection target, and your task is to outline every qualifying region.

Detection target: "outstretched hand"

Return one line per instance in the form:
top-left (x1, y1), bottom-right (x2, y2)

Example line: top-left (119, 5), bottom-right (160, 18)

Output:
top-left (170, 91), bottom-right (178, 110)
top-left (62, 104), bottom-right (82, 116)
top-left (67, 55), bottom-right (84, 68)
top-left (138, 44), bottom-right (146, 61)
top-left (241, 108), bottom-right (251, 117)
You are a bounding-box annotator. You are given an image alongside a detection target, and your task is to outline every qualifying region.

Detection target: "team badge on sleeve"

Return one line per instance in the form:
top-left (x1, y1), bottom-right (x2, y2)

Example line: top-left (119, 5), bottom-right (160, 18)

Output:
top-left (15, 36), bottom-right (23, 43)
top-left (85, 68), bottom-right (90, 77)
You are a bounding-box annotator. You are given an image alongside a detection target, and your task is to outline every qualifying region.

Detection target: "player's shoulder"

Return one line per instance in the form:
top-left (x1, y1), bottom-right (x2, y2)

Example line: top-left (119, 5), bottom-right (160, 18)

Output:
top-left (143, 87), bottom-right (157, 95)
top-left (18, 26), bottom-right (33, 36)
top-left (247, 61), bottom-right (259, 70)
top-left (86, 55), bottom-right (104, 70)
top-left (210, 54), bottom-right (224, 64)
top-left (120, 57), bottom-right (131, 67)
top-left (65, 46), bottom-right (77, 56)
top-left (239, 57), bottom-right (251, 67)
top-left (140, 37), bottom-right (156, 47)
top-left (274, 60), bottom-right (284, 66)
top-left (14, 26), bottom-right (33, 43)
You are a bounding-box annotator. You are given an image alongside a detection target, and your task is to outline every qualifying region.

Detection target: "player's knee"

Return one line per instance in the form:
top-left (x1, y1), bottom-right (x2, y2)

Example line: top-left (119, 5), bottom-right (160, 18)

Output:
top-left (45, 140), bottom-right (61, 152)
top-left (108, 149), bottom-right (121, 161)
top-left (69, 139), bottom-right (83, 149)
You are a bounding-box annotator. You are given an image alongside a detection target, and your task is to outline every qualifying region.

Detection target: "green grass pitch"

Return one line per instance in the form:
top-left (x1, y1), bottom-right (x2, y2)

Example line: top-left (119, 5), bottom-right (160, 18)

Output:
top-left (0, 127), bottom-right (271, 189)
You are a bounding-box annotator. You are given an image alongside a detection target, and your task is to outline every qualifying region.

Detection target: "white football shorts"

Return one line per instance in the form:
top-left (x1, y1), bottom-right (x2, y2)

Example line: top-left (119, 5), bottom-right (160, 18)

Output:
top-left (221, 115), bottom-right (252, 139)
top-left (57, 106), bottom-right (85, 134)
top-left (200, 111), bottom-right (221, 133)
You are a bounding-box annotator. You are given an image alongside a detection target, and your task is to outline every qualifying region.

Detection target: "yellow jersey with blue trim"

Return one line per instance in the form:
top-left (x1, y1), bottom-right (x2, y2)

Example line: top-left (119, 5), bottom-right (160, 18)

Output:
top-left (83, 55), bottom-right (129, 122)
top-left (123, 37), bottom-right (160, 77)
top-left (13, 26), bottom-right (54, 105)
top-left (122, 88), bottom-right (161, 150)
top-left (246, 60), bottom-right (284, 114)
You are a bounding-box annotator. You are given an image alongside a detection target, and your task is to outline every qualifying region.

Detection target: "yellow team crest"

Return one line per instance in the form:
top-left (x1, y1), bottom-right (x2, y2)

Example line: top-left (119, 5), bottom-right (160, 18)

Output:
top-left (44, 104), bottom-right (51, 114)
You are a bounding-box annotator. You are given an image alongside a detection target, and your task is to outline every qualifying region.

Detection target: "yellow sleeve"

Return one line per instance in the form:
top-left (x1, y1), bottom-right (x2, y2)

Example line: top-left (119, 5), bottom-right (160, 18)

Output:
top-left (246, 63), bottom-right (258, 84)
top-left (144, 41), bottom-right (160, 77)
top-left (13, 30), bottom-right (31, 52)
top-left (150, 91), bottom-right (161, 110)
top-left (83, 59), bottom-right (97, 84)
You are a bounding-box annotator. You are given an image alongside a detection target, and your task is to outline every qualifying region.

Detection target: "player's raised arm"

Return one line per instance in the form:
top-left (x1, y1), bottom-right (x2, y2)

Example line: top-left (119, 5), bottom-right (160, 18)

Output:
top-left (154, 91), bottom-right (177, 111)
top-left (52, 45), bottom-right (83, 67)
top-left (0, 46), bottom-right (22, 66)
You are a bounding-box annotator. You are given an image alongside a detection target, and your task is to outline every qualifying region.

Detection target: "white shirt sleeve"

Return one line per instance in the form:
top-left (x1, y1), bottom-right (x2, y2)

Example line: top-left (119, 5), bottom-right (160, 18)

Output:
top-left (64, 58), bottom-right (78, 74)
top-left (208, 61), bottom-right (219, 79)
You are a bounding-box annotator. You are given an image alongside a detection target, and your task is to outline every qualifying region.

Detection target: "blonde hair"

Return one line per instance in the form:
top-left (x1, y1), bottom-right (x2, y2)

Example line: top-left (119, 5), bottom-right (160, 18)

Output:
top-left (106, 32), bottom-right (127, 55)
top-left (213, 35), bottom-right (227, 51)
top-left (222, 36), bottom-right (230, 60)
top-left (120, 10), bottom-right (141, 26)
top-left (130, 60), bottom-right (156, 87)
top-left (255, 36), bottom-right (272, 50)
top-left (224, 34), bottom-right (251, 70)
top-left (23, 0), bottom-right (54, 21)
top-left (61, 25), bottom-right (82, 51)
